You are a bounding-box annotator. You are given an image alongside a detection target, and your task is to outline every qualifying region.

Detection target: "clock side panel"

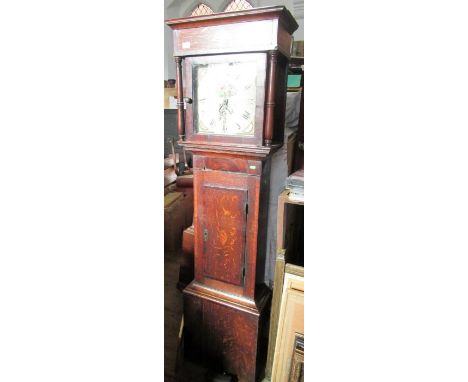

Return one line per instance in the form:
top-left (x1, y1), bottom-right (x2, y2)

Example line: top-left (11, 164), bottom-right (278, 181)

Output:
top-left (272, 53), bottom-right (289, 145)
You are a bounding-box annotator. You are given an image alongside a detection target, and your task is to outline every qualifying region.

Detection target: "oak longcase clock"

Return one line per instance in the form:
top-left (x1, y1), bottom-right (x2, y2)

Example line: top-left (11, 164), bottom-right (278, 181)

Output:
top-left (166, 6), bottom-right (298, 382)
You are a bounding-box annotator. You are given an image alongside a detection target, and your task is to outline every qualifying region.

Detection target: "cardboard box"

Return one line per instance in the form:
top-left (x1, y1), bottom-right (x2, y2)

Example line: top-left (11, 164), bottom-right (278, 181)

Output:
top-left (164, 190), bottom-right (194, 251)
top-left (164, 88), bottom-right (177, 109)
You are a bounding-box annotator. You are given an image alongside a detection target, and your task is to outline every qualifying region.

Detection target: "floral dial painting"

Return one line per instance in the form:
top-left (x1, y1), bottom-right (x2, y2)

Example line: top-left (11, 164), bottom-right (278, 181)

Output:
top-left (193, 60), bottom-right (257, 136)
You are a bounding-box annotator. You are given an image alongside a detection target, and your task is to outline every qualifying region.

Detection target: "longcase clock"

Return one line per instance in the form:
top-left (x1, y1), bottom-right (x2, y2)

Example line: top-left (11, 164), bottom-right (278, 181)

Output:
top-left (166, 7), bottom-right (298, 382)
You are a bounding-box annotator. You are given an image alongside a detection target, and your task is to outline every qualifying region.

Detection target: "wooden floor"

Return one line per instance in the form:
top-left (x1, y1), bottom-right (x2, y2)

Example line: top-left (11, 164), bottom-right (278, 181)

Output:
top-left (165, 249), bottom-right (211, 382)
top-left (164, 249), bottom-right (183, 382)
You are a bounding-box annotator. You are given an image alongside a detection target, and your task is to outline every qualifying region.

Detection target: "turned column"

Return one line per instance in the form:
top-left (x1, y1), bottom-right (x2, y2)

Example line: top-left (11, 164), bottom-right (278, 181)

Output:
top-left (264, 50), bottom-right (278, 146)
top-left (175, 56), bottom-right (185, 141)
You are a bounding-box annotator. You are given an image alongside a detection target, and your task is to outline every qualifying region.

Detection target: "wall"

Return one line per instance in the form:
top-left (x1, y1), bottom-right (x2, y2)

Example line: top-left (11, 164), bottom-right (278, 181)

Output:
top-left (164, 0), bottom-right (304, 80)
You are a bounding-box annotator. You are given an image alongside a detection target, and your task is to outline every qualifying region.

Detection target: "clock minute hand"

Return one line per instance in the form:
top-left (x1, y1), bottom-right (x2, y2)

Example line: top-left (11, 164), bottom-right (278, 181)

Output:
top-left (219, 98), bottom-right (229, 114)
top-left (219, 99), bottom-right (229, 132)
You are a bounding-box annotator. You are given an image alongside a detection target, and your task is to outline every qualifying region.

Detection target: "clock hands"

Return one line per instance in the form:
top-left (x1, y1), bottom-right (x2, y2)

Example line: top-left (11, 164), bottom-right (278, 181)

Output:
top-left (218, 98), bottom-right (234, 132)
top-left (218, 98), bottom-right (229, 114)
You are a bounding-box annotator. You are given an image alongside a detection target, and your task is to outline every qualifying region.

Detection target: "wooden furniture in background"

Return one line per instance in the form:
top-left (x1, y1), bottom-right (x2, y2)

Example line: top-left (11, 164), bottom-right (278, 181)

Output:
top-left (164, 192), bottom-right (185, 252)
top-left (164, 87), bottom-right (177, 109)
top-left (266, 189), bottom-right (304, 380)
top-left (164, 174), bottom-right (194, 253)
top-left (271, 266), bottom-right (304, 382)
top-left (177, 224), bottom-right (194, 290)
top-left (289, 333), bottom-right (304, 382)
top-left (166, 6), bottom-right (298, 381)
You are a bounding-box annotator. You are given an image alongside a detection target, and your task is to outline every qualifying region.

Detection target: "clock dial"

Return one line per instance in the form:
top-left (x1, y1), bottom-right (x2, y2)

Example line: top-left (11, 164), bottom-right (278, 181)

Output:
top-left (193, 60), bottom-right (257, 137)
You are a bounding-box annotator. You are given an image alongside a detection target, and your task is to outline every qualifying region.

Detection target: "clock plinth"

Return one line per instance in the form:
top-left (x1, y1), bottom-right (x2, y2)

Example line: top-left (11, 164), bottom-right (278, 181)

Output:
top-left (167, 6), bottom-right (298, 381)
top-left (184, 282), bottom-right (271, 382)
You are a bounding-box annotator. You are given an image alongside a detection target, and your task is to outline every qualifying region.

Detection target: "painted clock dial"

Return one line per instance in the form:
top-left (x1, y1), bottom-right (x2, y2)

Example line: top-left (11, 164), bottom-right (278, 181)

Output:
top-left (193, 60), bottom-right (257, 136)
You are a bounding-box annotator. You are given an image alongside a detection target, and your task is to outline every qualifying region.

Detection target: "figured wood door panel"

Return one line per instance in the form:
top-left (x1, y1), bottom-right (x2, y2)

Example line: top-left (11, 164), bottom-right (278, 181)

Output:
top-left (193, 165), bottom-right (261, 299)
top-left (200, 184), bottom-right (247, 286)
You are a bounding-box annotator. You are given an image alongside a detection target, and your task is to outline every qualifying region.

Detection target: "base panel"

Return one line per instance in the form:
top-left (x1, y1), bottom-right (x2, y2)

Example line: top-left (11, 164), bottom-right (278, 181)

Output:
top-left (183, 286), bottom-right (271, 382)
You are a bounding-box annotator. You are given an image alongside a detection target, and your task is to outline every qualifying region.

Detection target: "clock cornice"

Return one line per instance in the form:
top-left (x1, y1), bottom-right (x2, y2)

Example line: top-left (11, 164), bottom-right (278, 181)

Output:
top-left (166, 5), bottom-right (298, 35)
